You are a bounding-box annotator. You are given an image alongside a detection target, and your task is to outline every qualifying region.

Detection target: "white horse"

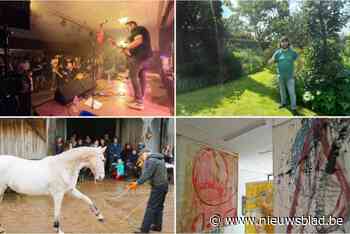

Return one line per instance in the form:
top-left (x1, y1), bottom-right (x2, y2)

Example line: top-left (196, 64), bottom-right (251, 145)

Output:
top-left (0, 146), bottom-right (107, 234)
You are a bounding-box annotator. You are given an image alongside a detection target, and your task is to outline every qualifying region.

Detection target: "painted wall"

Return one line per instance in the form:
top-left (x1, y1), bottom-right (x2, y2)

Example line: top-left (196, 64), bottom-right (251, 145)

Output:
top-left (273, 119), bottom-right (350, 233)
top-left (177, 135), bottom-right (238, 233)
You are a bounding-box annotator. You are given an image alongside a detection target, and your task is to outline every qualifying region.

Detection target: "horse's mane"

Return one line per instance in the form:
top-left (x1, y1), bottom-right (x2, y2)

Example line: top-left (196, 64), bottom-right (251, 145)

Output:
top-left (54, 147), bottom-right (99, 161)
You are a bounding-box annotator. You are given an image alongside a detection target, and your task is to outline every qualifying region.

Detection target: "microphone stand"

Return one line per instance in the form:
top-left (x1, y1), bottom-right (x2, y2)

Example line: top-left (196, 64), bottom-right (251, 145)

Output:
top-left (1, 25), bottom-right (11, 82)
top-left (0, 25), bottom-right (17, 115)
top-left (91, 39), bottom-right (96, 110)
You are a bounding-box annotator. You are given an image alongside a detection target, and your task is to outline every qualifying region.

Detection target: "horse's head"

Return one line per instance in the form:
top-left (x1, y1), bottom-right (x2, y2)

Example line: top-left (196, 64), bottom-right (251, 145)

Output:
top-left (84, 146), bottom-right (107, 181)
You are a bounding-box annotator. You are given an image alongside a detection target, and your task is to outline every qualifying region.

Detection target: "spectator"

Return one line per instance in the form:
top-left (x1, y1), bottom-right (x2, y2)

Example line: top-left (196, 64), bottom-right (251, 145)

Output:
top-left (162, 144), bottom-right (174, 164)
top-left (121, 143), bottom-right (133, 162)
top-left (104, 133), bottom-right (111, 145)
top-left (84, 136), bottom-right (92, 146)
top-left (77, 138), bottom-right (84, 147)
top-left (116, 159), bottom-right (125, 180)
top-left (109, 137), bottom-right (122, 163)
top-left (100, 138), bottom-right (107, 147)
top-left (162, 144), bottom-right (174, 184)
top-left (126, 149), bottom-right (139, 179)
top-left (93, 139), bottom-right (100, 147)
top-left (100, 138), bottom-right (110, 177)
top-left (55, 137), bottom-right (64, 154)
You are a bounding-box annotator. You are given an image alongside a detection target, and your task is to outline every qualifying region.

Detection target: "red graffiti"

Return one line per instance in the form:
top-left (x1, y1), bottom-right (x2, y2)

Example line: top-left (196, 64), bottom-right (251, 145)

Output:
top-left (190, 146), bottom-right (237, 232)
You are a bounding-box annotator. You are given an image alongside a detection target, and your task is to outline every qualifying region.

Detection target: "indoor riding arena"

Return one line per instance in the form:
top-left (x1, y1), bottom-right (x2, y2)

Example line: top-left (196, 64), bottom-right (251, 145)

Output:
top-left (0, 118), bottom-right (174, 233)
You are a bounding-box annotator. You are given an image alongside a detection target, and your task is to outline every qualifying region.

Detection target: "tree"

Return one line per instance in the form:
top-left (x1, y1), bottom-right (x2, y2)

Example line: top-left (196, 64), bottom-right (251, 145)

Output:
top-left (176, 1), bottom-right (224, 67)
top-left (301, 0), bottom-right (350, 114)
top-left (234, 0), bottom-right (290, 49)
top-left (284, 12), bottom-right (309, 48)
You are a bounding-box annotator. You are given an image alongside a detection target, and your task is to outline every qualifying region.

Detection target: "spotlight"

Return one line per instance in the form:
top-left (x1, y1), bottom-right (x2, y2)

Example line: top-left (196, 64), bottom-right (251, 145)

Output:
top-left (117, 83), bottom-right (127, 96)
top-left (118, 40), bottom-right (128, 48)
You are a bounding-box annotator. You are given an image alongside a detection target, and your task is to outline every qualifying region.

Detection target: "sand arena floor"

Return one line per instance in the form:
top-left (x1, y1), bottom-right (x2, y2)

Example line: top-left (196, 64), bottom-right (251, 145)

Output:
top-left (0, 180), bottom-right (174, 233)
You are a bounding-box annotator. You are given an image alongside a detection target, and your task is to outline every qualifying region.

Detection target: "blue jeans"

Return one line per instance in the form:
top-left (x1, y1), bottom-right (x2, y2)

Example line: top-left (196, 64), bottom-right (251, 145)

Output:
top-left (128, 58), bottom-right (149, 104)
top-left (278, 76), bottom-right (296, 110)
top-left (141, 183), bottom-right (168, 233)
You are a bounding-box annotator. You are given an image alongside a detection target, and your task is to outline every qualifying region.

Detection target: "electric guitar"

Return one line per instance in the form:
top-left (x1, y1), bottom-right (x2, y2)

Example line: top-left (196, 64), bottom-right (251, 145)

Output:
top-left (108, 37), bottom-right (132, 57)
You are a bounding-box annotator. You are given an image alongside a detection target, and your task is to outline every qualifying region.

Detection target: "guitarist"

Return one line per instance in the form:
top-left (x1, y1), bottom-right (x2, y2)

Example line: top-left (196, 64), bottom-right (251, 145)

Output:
top-left (123, 20), bottom-right (153, 111)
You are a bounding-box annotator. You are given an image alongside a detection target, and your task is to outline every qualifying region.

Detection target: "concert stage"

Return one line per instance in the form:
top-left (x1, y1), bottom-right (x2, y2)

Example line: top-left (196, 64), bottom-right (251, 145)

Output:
top-left (33, 72), bottom-right (172, 116)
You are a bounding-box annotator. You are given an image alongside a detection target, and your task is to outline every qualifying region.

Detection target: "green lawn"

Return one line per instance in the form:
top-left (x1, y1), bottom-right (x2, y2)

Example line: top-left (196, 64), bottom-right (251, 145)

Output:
top-left (177, 69), bottom-right (317, 116)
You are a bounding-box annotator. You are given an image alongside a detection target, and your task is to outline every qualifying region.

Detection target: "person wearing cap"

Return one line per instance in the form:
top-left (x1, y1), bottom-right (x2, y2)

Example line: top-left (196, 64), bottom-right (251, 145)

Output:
top-left (128, 149), bottom-right (168, 233)
top-left (269, 36), bottom-right (299, 115)
top-left (122, 20), bottom-right (153, 111)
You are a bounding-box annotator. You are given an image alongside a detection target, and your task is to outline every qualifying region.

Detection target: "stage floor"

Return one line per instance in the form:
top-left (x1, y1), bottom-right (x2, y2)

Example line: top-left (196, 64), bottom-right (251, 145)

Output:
top-left (33, 72), bottom-right (172, 116)
top-left (0, 180), bottom-right (174, 233)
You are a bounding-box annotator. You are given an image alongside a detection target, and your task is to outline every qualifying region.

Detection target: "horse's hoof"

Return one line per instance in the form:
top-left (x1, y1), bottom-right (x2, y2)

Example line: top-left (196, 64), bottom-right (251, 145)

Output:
top-left (97, 213), bottom-right (105, 223)
top-left (0, 225), bottom-right (5, 234)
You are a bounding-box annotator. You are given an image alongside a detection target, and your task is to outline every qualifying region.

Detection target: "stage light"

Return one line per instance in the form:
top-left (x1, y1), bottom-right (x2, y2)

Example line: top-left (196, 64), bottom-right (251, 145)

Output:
top-left (118, 17), bottom-right (129, 25)
top-left (118, 40), bottom-right (128, 48)
top-left (117, 83), bottom-right (127, 96)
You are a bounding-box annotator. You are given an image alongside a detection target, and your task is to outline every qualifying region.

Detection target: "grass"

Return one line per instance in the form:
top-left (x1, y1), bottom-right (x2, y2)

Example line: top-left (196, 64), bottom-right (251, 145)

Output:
top-left (176, 69), bottom-right (317, 116)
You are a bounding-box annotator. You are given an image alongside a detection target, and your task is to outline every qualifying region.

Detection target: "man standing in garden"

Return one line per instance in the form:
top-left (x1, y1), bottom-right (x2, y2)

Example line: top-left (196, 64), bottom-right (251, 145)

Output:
top-left (269, 36), bottom-right (299, 115)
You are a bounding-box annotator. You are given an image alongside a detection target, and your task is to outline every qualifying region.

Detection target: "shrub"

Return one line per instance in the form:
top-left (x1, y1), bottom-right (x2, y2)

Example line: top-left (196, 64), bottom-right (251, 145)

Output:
top-left (343, 39), bottom-right (350, 68)
top-left (222, 51), bottom-right (243, 81)
top-left (299, 0), bottom-right (349, 115)
top-left (233, 48), bottom-right (265, 75)
top-left (298, 67), bottom-right (350, 115)
top-left (176, 52), bottom-right (242, 93)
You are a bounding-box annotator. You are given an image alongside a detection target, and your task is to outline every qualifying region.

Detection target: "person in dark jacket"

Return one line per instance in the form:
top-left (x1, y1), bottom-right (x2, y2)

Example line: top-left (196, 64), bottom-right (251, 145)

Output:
top-left (126, 149), bottom-right (139, 179)
top-left (121, 143), bottom-right (133, 162)
top-left (128, 149), bottom-right (168, 233)
top-left (55, 137), bottom-right (64, 154)
top-left (109, 137), bottom-right (122, 162)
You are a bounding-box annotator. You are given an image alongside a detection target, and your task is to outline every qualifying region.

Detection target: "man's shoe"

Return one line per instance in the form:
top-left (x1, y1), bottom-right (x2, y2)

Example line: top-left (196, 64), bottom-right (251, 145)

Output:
top-left (291, 109), bottom-right (299, 116)
top-left (128, 102), bottom-right (144, 110)
top-left (150, 225), bottom-right (162, 232)
top-left (134, 230), bottom-right (148, 234)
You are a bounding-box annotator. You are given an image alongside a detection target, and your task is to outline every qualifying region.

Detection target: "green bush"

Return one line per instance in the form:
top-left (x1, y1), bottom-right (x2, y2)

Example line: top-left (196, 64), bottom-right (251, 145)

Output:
top-left (176, 52), bottom-right (242, 93)
top-left (297, 40), bottom-right (350, 115)
top-left (222, 51), bottom-right (243, 81)
top-left (298, 68), bottom-right (350, 115)
top-left (233, 48), bottom-right (265, 75)
top-left (343, 39), bottom-right (350, 68)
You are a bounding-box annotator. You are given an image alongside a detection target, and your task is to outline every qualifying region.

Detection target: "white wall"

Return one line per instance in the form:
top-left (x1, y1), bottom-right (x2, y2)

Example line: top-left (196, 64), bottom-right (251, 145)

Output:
top-left (224, 124), bottom-right (273, 234)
